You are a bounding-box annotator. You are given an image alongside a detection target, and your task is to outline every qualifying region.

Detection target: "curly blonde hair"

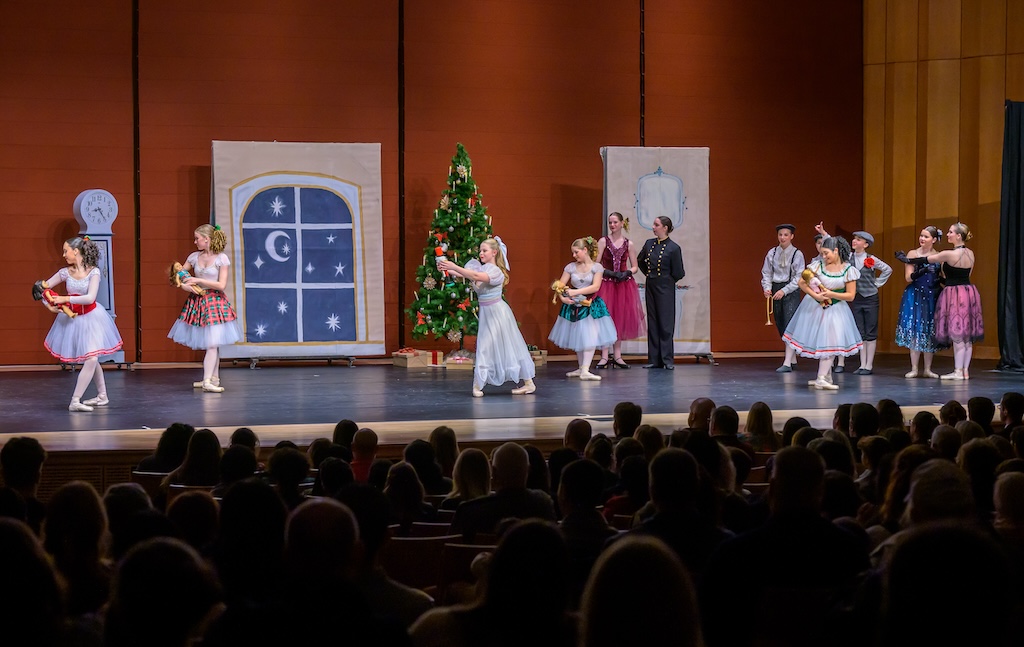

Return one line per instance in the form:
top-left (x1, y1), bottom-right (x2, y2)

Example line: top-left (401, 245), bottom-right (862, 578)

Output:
top-left (195, 224), bottom-right (228, 253)
top-left (572, 236), bottom-right (599, 261)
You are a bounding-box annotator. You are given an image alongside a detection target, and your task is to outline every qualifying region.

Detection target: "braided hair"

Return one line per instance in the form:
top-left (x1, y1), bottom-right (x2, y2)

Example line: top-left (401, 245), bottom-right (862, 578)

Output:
top-left (65, 237), bottom-right (100, 269)
top-left (821, 236), bottom-right (852, 263)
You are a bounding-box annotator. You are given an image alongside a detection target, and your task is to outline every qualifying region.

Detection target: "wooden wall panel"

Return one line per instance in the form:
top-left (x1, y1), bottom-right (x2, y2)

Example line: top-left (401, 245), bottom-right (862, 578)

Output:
top-left (962, 0), bottom-right (1007, 57)
top-left (889, 63), bottom-right (919, 227)
top-left (1010, 1), bottom-right (1024, 53)
top-left (921, 0), bottom-right (962, 60)
top-left (864, 65), bottom-right (887, 232)
top-left (924, 60), bottom-right (960, 220)
top-left (865, 0), bottom-right (889, 64)
top-left (888, 0), bottom-right (920, 62)
top-left (1009, 55), bottom-right (1024, 100)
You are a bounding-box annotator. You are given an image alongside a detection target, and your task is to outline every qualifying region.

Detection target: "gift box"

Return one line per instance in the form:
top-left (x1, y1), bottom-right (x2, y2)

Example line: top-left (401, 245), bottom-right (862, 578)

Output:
top-left (530, 349), bottom-right (548, 366)
top-left (392, 348), bottom-right (444, 368)
top-left (444, 355), bottom-right (475, 370)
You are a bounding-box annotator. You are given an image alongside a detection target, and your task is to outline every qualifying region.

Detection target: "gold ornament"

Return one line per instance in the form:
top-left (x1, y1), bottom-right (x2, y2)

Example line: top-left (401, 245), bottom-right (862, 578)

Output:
top-left (422, 275), bottom-right (437, 290)
top-left (457, 164), bottom-right (468, 179)
top-left (439, 195), bottom-right (450, 210)
top-left (447, 329), bottom-right (462, 343)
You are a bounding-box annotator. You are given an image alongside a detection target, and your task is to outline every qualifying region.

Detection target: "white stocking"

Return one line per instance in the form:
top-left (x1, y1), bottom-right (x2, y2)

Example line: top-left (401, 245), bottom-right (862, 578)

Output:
top-left (203, 347), bottom-right (220, 381)
top-left (818, 357), bottom-right (832, 379)
top-left (581, 348), bottom-right (596, 370)
top-left (92, 361), bottom-right (108, 397)
top-left (74, 357), bottom-right (98, 399)
top-left (952, 341), bottom-right (966, 370)
top-left (923, 352), bottom-right (934, 373)
top-left (783, 345), bottom-right (796, 367)
top-left (910, 350), bottom-right (920, 372)
top-left (963, 343), bottom-right (973, 373)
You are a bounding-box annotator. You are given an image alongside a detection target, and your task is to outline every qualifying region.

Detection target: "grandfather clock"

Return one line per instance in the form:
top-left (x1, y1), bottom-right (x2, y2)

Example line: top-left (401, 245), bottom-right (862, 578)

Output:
top-left (73, 189), bottom-right (126, 366)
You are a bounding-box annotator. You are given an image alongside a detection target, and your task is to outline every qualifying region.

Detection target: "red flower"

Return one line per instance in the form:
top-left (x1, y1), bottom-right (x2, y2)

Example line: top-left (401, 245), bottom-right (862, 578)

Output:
top-left (864, 257), bottom-right (875, 269)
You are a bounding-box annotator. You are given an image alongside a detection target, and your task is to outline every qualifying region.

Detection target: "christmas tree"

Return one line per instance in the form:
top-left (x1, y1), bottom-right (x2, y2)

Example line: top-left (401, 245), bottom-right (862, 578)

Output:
top-left (406, 143), bottom-right (493, 346)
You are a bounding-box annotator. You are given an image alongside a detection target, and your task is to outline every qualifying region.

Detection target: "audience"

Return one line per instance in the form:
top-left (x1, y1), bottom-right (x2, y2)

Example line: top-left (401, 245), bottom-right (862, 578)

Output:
top-left (998, 391), bottom-right (1024, 437)
top-left (612, 401), bottom-right (643, 440)
top-left (43, 481), bottom-right (112, 616)
top-left (563, 418), bottom-right (592, 456)
top-left (634, 424), bottom-right (666, 461)
top-left (743, 400), bottom-right (780, 452)
top-left (136, 422), bottom-right (194, 473)
top-left (939, 399), bottom-right (968, 427)
top-left (404, 439), bottom-right (452, 496)
top-left (385, 461), bottom-right (437, 532)
top-left (441, 447), bottom-right (491, 511)
top-left (556, 459), bottom-right (617, 606)
top-left (163, 428), bottom-right (222, 488)
top-left (0, 436), bottom-right (48, 534)
top-left (428, 425), bottom-right (459, 479)
top-left (968, 395), bottom-right (997, 431)
top-left (351, 428), bottom-right (379, 482)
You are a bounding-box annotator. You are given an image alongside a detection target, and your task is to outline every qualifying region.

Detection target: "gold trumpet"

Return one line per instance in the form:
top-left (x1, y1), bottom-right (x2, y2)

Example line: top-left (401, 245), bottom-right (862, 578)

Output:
top-left (765, 296), bottom-right (774, 326)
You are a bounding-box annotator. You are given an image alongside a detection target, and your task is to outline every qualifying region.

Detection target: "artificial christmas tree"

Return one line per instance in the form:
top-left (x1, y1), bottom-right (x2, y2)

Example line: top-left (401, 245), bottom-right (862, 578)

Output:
top-left (406, 143), bottom-right (494, 349)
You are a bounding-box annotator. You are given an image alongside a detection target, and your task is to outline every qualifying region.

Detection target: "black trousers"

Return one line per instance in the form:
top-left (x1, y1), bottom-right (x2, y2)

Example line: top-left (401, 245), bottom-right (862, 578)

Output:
top-left (850, 292), bottom-right (879, 341)
top-left (772, 281), bottom-right (801, 337)
top-left (646, 277), bottom-right (676, 366)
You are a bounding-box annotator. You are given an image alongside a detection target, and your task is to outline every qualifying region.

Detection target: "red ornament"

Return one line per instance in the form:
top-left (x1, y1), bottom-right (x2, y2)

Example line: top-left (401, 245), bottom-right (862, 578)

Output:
top-left (417, 312), bottom-right (426, 325)
top-left (864, 257), bottom-right (875, 269)
top-left (458, 298), bottom-right (470, 311)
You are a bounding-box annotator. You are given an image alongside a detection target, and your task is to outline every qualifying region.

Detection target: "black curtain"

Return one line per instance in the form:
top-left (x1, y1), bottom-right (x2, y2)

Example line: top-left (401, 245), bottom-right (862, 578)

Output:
top-left (997, 100), bottom-right (1024, 372)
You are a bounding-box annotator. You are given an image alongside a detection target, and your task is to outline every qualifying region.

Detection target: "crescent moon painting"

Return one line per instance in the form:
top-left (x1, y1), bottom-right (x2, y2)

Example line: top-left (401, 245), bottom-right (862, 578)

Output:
top-left (265, 230), bottom-right (291, 262)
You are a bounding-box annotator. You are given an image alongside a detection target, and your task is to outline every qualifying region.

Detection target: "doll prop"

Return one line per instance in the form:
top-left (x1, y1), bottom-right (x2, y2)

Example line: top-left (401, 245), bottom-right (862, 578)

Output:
top-left (169, 262), bottom-right (207, 295)
top-left (551, 281), bottom-right (592, 307)
top-left (32, 280), bottom-right (77, 318)
top-left (801, 269), bottom-right (829, 308)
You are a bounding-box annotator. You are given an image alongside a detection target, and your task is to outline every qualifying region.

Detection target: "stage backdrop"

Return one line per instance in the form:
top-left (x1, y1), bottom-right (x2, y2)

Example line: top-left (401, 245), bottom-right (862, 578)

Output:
top-left (212, 141), bottom-right (385, 359)
top-left (601, 147), bottom-right (711, 356)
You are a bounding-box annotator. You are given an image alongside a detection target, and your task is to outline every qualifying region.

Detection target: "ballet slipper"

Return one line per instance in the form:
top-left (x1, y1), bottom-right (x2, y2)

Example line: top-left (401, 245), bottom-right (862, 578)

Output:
top-left (511, 379), bottom-right (536, 395)
top-left (202, 378), bottom-right (225, 393)
top-left (68, 398), bottom-right (94, 412)
top-left (83, 394), bottom-right (109, 407)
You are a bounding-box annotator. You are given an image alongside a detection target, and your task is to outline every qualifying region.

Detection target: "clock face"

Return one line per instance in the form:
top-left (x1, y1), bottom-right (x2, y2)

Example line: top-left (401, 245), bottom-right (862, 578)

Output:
top-left (84, 192), bottom-right (116, 223)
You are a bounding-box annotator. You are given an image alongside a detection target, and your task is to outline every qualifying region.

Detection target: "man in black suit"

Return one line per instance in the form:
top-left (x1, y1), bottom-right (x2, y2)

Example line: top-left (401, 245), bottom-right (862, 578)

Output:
top-left (637, 216), bottom-right (685, 369)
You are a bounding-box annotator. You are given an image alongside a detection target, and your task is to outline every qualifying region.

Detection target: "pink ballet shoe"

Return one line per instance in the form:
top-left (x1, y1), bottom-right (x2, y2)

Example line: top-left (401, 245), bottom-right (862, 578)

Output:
top-left (511, 379), bottom-right (536, 395)
top-left (940, 369), bottom-right (964, 381)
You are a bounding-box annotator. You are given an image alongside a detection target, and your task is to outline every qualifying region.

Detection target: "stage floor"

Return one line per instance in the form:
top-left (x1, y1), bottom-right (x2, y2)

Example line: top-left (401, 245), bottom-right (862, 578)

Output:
top-left (1, 354), bottom-right (1018, 452)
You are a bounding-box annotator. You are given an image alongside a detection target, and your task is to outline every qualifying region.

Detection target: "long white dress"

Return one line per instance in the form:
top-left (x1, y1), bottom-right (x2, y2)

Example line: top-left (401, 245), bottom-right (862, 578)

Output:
top-left (43, 267), bottom-right (123, 363)
top-left (782, 260), bottom-right (863, 359)
top-left (467, 259), bottom-right (536, 387)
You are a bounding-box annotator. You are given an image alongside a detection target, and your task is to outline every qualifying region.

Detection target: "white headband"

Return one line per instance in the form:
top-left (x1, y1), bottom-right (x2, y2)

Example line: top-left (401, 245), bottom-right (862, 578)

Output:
top-left (494, 235), bottom-right (509, 270)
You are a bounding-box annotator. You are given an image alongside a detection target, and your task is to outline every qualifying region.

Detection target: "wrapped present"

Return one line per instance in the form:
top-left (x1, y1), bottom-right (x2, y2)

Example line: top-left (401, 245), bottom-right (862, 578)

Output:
top-left (392, 348), bottom-right (444, 368)
top-left (530, 349), bottom-right (548, 366)
top-left (445, 355), bottom-right (475, 370)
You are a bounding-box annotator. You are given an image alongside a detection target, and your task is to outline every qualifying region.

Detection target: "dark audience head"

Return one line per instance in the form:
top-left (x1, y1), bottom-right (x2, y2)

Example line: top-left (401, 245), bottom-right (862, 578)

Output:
top-left (318, 457), bottom-right (354, 495)
top-left (219, 445), bottom-right (259, 485)
top-left (367, 458), bottom-right (392, 490)
top-left (613, 401), bottom-right (643, 439)
top-left (548, 448), bottom-right (579, 497)
top-left (105, 537), bottom-right (223, 647)
top-left (882, 523), bottom-right (1014, 647)
top-left (152, 423), bottom-right (195, 470)
top-left (268, 447), bottom-right (310, 492)
top-left (957, 439), bottom-right (1003, 517)
top-left (384, 461), bottom-right (426, 515)
top-left (649, 448), bottom-right (700, 512)
top-left (857, 435), bottom-right (892, 472)
top-left (879, 444), bottom-right (937, 529)
top-left (968, 396), bottom-right (996, 429)
top-left (274, 440), bottom-right (299, 451)
top-left (929, 424), bottom-right (962, 461)
top-left (879, 427), bottom-right (912, 453)
top-left (178, 429), bottom-right (223, 486)
top-left (42, 480), bottom-right (108, 569)
top-left (709, 406), bottom-right (739, 437)
top-left (584, 433), bottom-right (614, 470)
top-left (228, 427), bottom-right (259, 454)
top-left (352, 428), bottom-right (379, 460)
top-left (558, 459), bottom-right (606, 514)
top-left (451, 448), bottom-right (491, 501)
top-left (904, 459), bottom-right (975, 526)
top-left (668, 428), bottom-right (690, 448)
top-left (613, 437), bottom-right (645, 472)
top-left (728, 447), bottom-right (752, 489)
top-left (996, 458), bottom-right (1024, 477)
top-left (403, 438), bottom-right (446, 489)
top-left (491, 442), bottom-right (530, 491)
top-left (523, 444), bottom-right (551, 492)
top-left (1000, 392), bottom-right (1024, 427)
top-left (781, 416), bottom-right (811, 446)
top-left (792, 427), bottom-right (823, 448)
top-left (429, 425), bottom-right (459, 478)
top-left (850, 402), bottom-right (881, 439)
top-left (215, 479), bottom-right (287, 599)
top-left (579, 535), bottom-right (702, 647)
top-left (939, 400), bottom-right (968, 427)
top-left (687, 397), bottom-right (716, 431)
top-left (876, 399), bottom-right (905, 432)
top-left (0, 487), bottom-right (27, 524)
top-left (769, 446), bottom-right (825, 514)
top-left (306, 437), bottom-right (334, 469)
top-left (683, 429), bottom-right (730, 490)
top-left (564, 418), bottom-right (593, 454)
top-left (103, 483), bottom-right (154, 558)
top-left (745, 401), bottom-right (779, 450)
top-left (336, 483), bottom-right (391, 562)
top-left (634, 424), bottom-right (666, 461)
top-left (166, 490), bottom-right (218, 554)
top-left (812, 440), bottom-right (854, 476)
top-left (0, 436), bottom-right (47, 491)
top-left (332, 418), bottom-right (359, 447)
top-left (909, 410), bottom-right (940, 445)
top-left (0, 518), bottom-right (65, 645)
top-left (958, 419), bottom-right (988, 443)
top-left (833, 403), bottom-right (852, 434)
top-left (822, 470), bottom-right (862, 520)
top-left (618, 455), bottom-right (650, 505)
top-left (286, 498), bottom-right (359, 587)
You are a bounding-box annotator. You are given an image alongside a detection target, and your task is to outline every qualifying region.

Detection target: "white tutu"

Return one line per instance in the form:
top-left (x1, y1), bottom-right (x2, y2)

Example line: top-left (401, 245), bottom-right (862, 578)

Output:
top-left (168, 319), bottom-right (243, 350)
top-left (782, 295), bottom-right (863, 359)
top-left (548, 298), bottom-right (619, 352)
top-left (44, 307), bottom-right (123, 363)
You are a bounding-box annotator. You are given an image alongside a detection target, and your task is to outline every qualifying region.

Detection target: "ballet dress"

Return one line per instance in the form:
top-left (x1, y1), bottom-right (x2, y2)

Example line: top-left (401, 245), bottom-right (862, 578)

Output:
top-left (895, 260), bottom-right (942, 352)
top-left (43, 267), bottom-right (123, 363)
top-left (548, 262), bottom-right (618, 351)
top-left (782, 261), bottom-right (864, 359)
top-left (596, 236), bottom-right (645, 340)
top-left (933, 261), bottom-right (984, 345)
top-left (465, 259), bottom-right (536, 387)
top-left (168, 251), bottom-right (243, 349)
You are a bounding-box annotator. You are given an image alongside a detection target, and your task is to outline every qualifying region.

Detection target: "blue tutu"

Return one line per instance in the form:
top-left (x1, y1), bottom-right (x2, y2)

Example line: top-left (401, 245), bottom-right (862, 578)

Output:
top-left (548, 296), bottom-right (618, 352)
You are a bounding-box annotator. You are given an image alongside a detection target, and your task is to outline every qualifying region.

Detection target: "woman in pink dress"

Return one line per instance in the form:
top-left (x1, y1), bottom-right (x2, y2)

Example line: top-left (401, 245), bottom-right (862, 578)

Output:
top-left (595, 212), bottom-right (645, 369)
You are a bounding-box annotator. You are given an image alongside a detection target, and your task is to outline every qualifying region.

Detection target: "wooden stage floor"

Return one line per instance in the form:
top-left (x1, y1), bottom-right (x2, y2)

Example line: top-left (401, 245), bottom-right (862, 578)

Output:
top-left (1, 354), bottom-right (1018, 452)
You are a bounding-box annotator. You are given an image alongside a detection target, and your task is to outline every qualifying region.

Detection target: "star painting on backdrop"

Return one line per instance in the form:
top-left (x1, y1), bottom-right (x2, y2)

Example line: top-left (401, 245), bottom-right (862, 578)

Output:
top-left (241, 186), bottom-right (357, 344)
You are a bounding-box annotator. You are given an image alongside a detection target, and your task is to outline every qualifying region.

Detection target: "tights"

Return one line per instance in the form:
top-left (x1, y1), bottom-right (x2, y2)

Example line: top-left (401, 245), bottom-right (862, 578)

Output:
top-left (203, 346), bottom-right (221, 381)
top-left (578, 349), bottom-right (596, 371)
top-left (953, 341), bottom-right (973, 373)
top-left (909, 350), bottom-right (935, 373)
top-left (72, 356), bottom-right (107, 399)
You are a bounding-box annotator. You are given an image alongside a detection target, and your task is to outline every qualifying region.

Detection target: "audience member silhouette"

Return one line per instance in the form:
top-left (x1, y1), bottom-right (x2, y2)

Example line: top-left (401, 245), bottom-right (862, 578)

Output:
top-left (442, 447), bottom-right (491, 511)
top-left (0, 436), bottom-right (48, 534)
top-left (404, 439), bottom-right (452, 495)
top-left (136, 422), bottom-right (194, 473)
top-left (563, 418), bottom-right (593, 455)
top-left (163, 428), bottom-right (222, 487)
top-left (42, 481), bottom-right (112, 616)
top-left (429, 425), bottom-right (459, 479)
top-left (267, 447), bottom-right (310, 511)
top-left (612, 401), bottom-right (643, 440)
top-left (385, 461), bottom-right (438, 533)
top-left (0, 518), bottom-right (70, 647)
top-left (557, 459), bottom-right (617, 606)
top-left (351, 427), bottom-right (379, 482)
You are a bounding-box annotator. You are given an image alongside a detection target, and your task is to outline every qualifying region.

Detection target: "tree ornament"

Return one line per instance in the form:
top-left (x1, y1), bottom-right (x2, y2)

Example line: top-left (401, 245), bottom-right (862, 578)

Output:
top-left (447, 329), bottom-right (462, 343)
top-left (425, 315), bottom-right (431, 321)
top-left (439, 195), bottom-right (450, 210)
top-left (448, 226), bottom-right (454, 232)
top-left (422, 275), bottom-right (437, 290)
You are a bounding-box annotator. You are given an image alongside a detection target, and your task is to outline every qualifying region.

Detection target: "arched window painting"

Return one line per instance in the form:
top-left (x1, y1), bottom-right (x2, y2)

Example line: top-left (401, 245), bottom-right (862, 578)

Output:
top-left (635, 167), bottom-right (685, 231)
top-left (239, 182), bottom-right (357, 344)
